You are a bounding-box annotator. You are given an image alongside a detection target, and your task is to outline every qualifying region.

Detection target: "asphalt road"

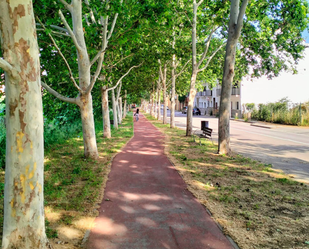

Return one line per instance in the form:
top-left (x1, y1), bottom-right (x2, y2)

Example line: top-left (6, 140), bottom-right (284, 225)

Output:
top-left (164, 110), bottom-right (309, 184)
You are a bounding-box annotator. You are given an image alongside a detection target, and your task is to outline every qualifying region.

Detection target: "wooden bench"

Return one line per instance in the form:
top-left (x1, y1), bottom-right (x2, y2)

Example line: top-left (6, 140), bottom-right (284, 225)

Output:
top-left (193, 127), bottom-right (213, 145)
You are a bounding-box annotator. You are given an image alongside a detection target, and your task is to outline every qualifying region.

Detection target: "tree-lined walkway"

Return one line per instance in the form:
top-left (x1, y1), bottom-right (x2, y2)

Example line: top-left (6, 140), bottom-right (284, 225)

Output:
top-left (87, 114), bottom-right (234, 249)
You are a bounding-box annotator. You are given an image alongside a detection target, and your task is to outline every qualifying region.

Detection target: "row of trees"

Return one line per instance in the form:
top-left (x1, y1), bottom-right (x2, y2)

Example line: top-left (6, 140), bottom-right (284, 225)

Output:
top-left (0, 0), bottom-right (308, 247)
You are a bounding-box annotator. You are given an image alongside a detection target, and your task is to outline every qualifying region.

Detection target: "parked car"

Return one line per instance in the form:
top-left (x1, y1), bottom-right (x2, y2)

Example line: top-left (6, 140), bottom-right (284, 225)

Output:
top-left (193, 108), bottom-right (201, 115)
top-left (161, 104), bottom-right (169, 110)
top-left (182, 106), bottom-right (188, 114)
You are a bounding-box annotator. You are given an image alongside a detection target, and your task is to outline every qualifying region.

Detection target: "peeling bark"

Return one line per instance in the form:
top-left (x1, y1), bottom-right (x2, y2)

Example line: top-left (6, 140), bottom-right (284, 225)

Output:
top-left (0, 1), bottom-right (51, 248)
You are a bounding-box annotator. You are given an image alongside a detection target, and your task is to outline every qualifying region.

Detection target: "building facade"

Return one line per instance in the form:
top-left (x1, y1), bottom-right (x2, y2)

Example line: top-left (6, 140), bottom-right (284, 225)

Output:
top-left (194, 82), bottom-right (242, 118)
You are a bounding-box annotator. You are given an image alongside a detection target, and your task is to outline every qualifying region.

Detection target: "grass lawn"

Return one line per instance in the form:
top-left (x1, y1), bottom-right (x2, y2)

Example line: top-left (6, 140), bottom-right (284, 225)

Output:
top-left (145, 113), bottom-right (309, 249)
top-left (0, 113), bottom-right (134, 248)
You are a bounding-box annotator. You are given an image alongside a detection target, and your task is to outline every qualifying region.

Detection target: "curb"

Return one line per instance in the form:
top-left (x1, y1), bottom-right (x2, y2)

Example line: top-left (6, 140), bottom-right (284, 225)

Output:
top-left (231, 118), bottom-right (273, 129)
top-left (250, 123), bottom-right (272, 129)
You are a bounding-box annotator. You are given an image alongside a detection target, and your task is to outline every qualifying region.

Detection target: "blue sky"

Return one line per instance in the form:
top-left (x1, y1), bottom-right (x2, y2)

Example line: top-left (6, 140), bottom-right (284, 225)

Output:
top-left (303, 30), bottom-right (309, 43)
top-left (304, 0), bottom-right (309, 42)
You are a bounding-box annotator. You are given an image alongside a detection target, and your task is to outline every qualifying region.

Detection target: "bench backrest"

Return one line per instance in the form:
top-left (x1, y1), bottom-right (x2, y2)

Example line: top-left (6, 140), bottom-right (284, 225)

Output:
top-left (202, 127), bottom-right (212, 137)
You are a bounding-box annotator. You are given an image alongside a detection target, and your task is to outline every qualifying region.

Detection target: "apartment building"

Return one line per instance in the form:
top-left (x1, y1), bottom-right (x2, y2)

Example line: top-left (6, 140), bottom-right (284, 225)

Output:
top-left (194, 81), bottom-right (242, 118)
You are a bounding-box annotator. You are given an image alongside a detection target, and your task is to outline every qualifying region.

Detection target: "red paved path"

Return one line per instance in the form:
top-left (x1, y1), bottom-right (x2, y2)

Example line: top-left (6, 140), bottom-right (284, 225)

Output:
top-left (87, 114), bottom-right (235, 249)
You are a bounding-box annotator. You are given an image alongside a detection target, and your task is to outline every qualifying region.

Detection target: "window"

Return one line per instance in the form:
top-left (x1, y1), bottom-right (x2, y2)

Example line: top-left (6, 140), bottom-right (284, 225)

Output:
top-left (237, 101), bottom-right (239, 110)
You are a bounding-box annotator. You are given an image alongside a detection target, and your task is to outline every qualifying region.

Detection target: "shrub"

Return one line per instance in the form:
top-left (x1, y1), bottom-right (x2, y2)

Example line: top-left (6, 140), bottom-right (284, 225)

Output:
top-left (258, 104), bottom-right (272, 121)
top-left (252, 100), bottom-right (309, 126)
top-left (44, 119), bottom-right (82, 149)
top-left (245, 103), bottom-right (255, 112)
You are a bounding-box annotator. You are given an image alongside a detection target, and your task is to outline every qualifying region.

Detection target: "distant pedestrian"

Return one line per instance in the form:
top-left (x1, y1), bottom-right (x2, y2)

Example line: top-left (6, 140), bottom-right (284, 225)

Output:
top-left (134, 108), bottom-right (139, 122)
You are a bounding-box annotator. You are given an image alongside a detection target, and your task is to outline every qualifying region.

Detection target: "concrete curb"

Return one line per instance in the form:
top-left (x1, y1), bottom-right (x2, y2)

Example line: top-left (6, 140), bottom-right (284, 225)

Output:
top-left (250, 123), bottom-right (272, 129)
top-left (231, 118), bottom-right (273, 129)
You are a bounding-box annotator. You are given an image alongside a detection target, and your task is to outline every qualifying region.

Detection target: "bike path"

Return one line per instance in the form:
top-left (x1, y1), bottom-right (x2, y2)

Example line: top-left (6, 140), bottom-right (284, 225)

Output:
top-left (87, 114), bottom-right (235, 249)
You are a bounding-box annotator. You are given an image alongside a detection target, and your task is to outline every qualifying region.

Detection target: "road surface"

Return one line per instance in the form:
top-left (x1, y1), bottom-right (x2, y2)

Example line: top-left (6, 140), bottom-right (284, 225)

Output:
top-left (163, 110), bottom-right (309, 184)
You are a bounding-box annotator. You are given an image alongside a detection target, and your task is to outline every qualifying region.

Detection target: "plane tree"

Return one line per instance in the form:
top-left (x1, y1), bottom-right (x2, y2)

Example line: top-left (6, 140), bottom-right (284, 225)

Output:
top-left (0, 1), bottom-right (51, 248)
top-left (185, 0), bottom-right (227, 136)
top-left (218, 0), bottom-right (309, 154)
top-left (35, 0), bottom-right (124, 159)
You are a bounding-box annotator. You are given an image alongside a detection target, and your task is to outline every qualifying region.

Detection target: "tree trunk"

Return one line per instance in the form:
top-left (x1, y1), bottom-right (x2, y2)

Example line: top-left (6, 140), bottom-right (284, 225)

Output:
top-left (162, 64), bottom-right (167, 124)
top-left (218, 40), bottom-right (235, 155)
top-left (119, 97), bottom-right (122, 123)
top-left (152, 88), bottom-right (157, 118)
top-left (111, 88), bottom-right (118, 129)
top-left (186, 72), bottom-right (197, 136)
top-left (77, 93), bottom-right (98, 158)
top-left (150, 94), bottom-right (153, 116)
top-left (123, 90), bottom-right (127, 119)
top-left (144, 100), bottom-right (148, 113)
top-left (71, 0), bottom-right (99, 158)
top-left (116, 101), bottom-right (121, 125)
top-left (0, 1), bottom-right (51, 248)
top-left (171, 55), bottom-right (176, 128)
top-left (102, 86), bottom-right (111, 138)
top-left (157, 86), bottom-right (161, 121)
top-left (218, 0), bottom-right (248, 155)
top-left (116, 82), bottom-right (122, 125)
top-left (186, 0), bottom-right (198, 136)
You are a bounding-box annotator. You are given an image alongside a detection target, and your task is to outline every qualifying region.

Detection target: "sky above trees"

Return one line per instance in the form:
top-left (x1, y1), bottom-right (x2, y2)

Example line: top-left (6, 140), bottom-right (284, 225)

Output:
top-left (242, 47), bottom-right (309, 105)
top-left (242, 0), bottom-right (308, 106)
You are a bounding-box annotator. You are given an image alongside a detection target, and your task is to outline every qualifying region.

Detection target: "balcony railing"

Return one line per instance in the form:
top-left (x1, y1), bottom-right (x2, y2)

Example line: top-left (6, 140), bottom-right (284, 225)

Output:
top-left (197, 88), bottom-right (239, 97)
top-left (232, 87), bottom-right (240, 95)
top-left (196, 90), bottom-right (213, 97)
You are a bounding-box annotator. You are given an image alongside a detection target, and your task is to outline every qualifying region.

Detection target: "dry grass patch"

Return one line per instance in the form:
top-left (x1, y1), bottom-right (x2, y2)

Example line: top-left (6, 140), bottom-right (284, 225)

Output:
top-left (145, 114), bottom-right (309, 249)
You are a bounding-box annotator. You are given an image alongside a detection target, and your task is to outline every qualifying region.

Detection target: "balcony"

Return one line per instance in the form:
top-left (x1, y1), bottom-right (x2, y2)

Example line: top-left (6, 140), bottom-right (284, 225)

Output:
top-left (232, 87), bottom-right (240, 95)
top-left (216, 88), bottom-right (221, 96)
top-left (205, 90), bottom-right (212, 96)
top-left (197, 91), bottom-right (206, 96)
